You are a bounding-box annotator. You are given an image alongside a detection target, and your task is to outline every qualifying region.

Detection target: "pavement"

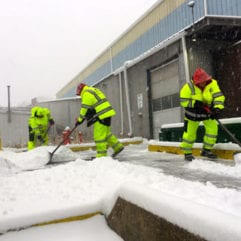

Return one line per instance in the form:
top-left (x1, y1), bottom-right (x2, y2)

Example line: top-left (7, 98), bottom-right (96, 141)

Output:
top-left (71, 141), bottom-right (241, 191)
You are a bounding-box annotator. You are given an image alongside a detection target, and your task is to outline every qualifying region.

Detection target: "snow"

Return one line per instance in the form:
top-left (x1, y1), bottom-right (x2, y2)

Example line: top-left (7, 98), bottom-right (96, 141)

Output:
top-left (0, 215), bottom-right (122, 241)
top-left (150, 140), bottom-right (241, 151)
top-left (1, 142), bottom-right (241, 241)
top-left (188, 158), bottom-right (241, 177)
top-left (234, 152), bottom-right (241, 164)
top-left (0, 147), bottom-right (50, 172)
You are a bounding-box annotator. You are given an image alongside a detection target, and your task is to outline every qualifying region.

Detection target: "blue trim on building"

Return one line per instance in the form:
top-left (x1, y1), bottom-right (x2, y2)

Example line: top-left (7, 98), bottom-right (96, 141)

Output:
top-left (207, 0), bottom-right (241, 16)
top-left (63, 0), bottom-right (240, 98)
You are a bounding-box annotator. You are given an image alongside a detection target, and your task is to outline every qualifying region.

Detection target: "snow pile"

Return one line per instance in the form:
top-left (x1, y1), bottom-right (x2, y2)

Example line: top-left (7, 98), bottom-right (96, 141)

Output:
top-left (234, 152), bottom-right (241, 165)
top-left (188, 158), bottom-right (241, 177)
top-left (1, 143), bottom-right (241, 241)
top-left (0, 157), bottom-right (19, 174)
top-left (0, 147), bottom-right (49, 172)
top-left (0, 146), bottom-right (81, 173)
top-left (48, 146), bottom-right (80, 163)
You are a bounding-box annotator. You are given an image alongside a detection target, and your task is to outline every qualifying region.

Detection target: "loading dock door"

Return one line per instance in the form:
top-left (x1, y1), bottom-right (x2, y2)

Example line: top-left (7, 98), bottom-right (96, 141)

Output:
top-left (150, 59), bottom-right (181, 139)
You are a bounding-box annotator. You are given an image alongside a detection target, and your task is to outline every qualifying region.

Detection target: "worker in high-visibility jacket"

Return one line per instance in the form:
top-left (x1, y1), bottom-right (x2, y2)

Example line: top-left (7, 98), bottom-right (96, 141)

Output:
top-left (28, 106), bottom-right (55, 150)
top-left (75, 83), bottom-right (124, 158)
top-left (180, 68), bottom-right (225, 161)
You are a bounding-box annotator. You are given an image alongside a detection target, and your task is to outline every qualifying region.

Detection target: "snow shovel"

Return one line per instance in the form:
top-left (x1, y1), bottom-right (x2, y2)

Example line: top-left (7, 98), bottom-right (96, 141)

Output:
top-left (48, 125), bottom-right (78, 164)
top-left (216, 118), bottom-right (241, 161)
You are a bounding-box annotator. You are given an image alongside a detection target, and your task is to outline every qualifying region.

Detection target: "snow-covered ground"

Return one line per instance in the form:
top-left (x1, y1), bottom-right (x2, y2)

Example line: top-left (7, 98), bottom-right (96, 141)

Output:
top-left (0, 215), bottom-right (122, 241)
top-left (1, 141), bottom-right (241, 241)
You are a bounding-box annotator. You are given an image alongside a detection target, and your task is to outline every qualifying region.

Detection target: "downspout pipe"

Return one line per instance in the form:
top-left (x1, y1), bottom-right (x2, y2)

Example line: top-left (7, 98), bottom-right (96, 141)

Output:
top-left (118, 72), bottom-right (124, 135)
top-left (181, 34), bottom-right (190, 120)
top-left (123, 61), bottom-right (133, 137)
top-left (181, 35), bottom-right (190, 84)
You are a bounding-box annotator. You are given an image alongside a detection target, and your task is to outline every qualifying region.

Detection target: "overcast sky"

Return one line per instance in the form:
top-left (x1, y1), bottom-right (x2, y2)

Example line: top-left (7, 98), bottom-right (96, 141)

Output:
top-left (0, 0), bottom-right (157, 107)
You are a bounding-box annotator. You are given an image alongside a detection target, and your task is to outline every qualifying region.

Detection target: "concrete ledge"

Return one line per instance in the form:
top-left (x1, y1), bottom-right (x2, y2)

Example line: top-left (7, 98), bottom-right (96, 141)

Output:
top-left (148, 142), bottom-right (241, 160)
top-left (107, 197), bottom-right (206, 241)
top-left (70, 145), bottom-right (96, 152)
top-left (69, 138), bottom-right (143, 152)
top-left (32, 212), bottom-right (101, 227)
top-left (0, 211), bottom-right (102, 234)
top-left (106, 182), bottom-right (241, 241)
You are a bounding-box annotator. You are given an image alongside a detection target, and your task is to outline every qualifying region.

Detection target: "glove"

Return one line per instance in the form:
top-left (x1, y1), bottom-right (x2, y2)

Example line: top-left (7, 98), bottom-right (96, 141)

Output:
top-left (75, 117), bottom-right (85, 127)
top-left (37, 135), bottom-right (44, 143)
top-left (194, 101), bottom-right (211, 113)
top-left (210, 108), bottom-right (221, 119)
top-left (75, 119), bottom-right (82, 127)
top-left (49, 119), bottom-right (55, 126)
top-left (194, 100), bottom-right (203, 108)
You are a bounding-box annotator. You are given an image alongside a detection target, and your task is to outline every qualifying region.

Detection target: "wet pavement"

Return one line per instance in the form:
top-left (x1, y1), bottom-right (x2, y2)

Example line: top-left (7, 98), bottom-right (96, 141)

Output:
top-left (74, 142), bottom-right (241, 191)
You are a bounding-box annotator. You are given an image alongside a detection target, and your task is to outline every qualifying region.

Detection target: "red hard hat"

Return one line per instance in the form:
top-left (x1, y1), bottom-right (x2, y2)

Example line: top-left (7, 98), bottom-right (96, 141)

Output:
top-left (76, 83), bottom-right (86, 95)
top-left (193, 68), bottom-right (212, 85)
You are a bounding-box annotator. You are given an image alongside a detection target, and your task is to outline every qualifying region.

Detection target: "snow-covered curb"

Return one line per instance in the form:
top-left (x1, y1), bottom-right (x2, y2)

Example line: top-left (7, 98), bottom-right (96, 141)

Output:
top-left (2, 181), bottom-right (240, 241)
top-left (110, 183), bottom-right (241, 241)
top-left (148, 140), bottom-right (241, 151)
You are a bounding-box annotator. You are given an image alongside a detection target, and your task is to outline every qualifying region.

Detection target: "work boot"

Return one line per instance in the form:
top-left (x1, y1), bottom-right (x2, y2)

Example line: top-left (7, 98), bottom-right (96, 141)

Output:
top-left (112, 146), bottom-right (124, 158)
top-left (201, 149), bottom-right (217, 159)
top-left (184, 153), bottom-right (195, 162)
top-left (184, 153), bottom-right (195, 161)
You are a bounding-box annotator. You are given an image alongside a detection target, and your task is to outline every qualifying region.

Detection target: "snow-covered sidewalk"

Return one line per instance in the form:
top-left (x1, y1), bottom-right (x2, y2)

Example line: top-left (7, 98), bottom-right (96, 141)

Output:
top-left (1, 142), bottom-right (241, 241)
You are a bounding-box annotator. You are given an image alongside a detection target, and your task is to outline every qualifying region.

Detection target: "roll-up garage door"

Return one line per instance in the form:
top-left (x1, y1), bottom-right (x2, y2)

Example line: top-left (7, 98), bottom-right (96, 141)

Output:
top-left (150, 59), bottom-right (181, 139)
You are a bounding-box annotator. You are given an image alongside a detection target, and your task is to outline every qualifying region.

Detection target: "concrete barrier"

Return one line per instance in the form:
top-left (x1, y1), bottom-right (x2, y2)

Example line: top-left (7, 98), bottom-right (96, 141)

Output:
top-left (69, 138), bottom-right (143, 152)
top-left (107, 197), bottom-right (207, 241)
top-left (148, 141), bottom-right (241, 161)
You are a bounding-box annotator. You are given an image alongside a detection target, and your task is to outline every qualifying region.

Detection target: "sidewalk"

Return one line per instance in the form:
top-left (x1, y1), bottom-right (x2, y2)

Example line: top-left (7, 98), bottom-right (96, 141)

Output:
top-left (73, 140), bottom-right (241, 191)
top-left (1, 140), bottom-right (241, 241)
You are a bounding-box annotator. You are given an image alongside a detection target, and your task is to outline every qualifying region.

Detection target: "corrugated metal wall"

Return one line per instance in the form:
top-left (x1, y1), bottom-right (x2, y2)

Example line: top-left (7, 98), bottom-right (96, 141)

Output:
top-left (207, 0), bottom-right (241, 16)
top-left (57, 0), bottom-right (193, 98)
top-left (57, 0), bottom-right (241, 99)
top-left (214, 42), bottom-right (241, 118)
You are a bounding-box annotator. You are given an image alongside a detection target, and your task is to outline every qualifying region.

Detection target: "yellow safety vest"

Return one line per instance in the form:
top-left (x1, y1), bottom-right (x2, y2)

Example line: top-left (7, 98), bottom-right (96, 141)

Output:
top-left (78, 86), bottom-right (115, 125)
top-left (180, 79), bottom-right (225, 120)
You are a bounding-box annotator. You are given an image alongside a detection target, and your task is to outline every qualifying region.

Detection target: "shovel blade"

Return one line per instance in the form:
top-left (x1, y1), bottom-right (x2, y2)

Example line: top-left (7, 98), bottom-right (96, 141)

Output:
top-left (47, 152), bottom-right (54, 165)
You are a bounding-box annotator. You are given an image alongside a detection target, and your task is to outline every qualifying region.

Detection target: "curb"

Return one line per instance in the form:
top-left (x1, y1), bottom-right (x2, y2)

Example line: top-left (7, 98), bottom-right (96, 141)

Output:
top-left (148, 143), bottom-right (238, 161)
top-left (32, 212), bottom-right (102, 227)
top-left (69, 139), bottom-right (143, 152)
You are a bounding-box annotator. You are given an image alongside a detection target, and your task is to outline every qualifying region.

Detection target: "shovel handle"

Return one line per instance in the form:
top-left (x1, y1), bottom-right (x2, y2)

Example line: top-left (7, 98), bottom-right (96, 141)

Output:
top-left (50, 125), bottom-right (79, 157)
top-left (216, 118), bottom-right (241, 147)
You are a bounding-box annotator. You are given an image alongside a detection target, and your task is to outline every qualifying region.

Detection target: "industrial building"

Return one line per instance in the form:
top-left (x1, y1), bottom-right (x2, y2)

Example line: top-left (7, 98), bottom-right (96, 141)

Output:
top-left (1, 0), bottom-right (241, 147)
top-left (55, 0), bottom-right (241, 141)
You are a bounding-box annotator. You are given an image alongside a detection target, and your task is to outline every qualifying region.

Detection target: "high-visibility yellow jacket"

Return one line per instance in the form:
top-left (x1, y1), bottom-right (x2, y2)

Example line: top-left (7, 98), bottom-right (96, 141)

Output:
top-left (180, 79), bottom-right (225, 121)
top-left (77, 86), bottom-right (115, 126)
top-left (28, 107), bottom-right (50, 136)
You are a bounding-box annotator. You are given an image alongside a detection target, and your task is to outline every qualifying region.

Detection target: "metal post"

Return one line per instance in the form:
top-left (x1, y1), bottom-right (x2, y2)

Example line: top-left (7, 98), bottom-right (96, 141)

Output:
top-left (188, 1), bottom-right (195, 26)
top-left (7, 85), bottom-right (11, 123)
top-left (187, 1), bottom-right (196, 42)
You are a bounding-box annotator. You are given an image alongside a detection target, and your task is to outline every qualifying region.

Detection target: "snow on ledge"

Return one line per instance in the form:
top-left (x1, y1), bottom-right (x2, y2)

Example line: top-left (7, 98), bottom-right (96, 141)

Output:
top-left (148, 140), bottom-right (241, 151)
top-left (115, 182), bottom-right (241, 241)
